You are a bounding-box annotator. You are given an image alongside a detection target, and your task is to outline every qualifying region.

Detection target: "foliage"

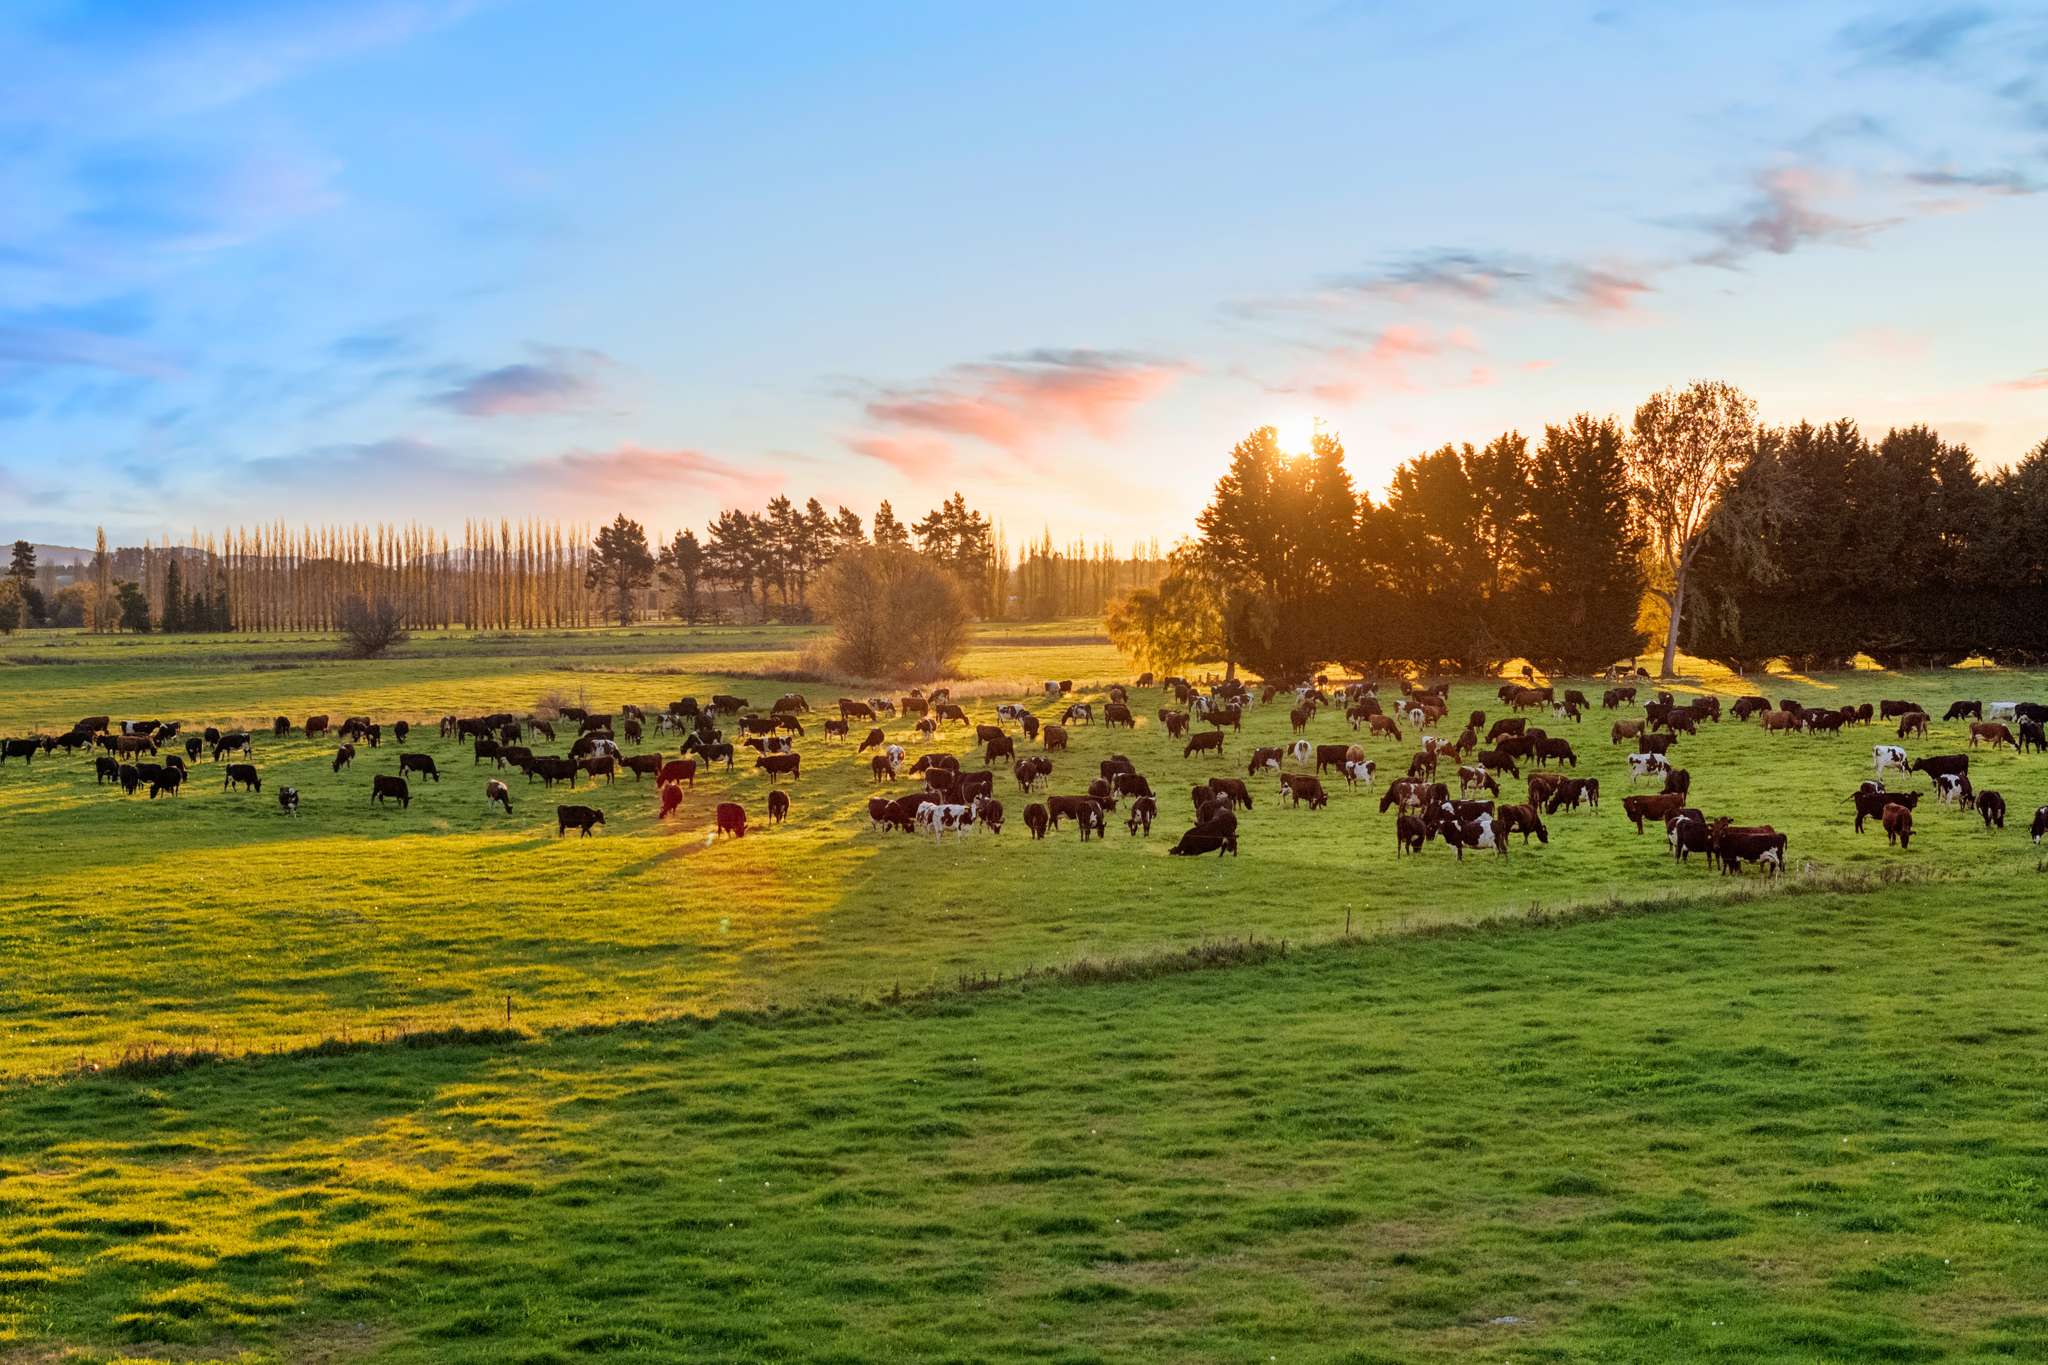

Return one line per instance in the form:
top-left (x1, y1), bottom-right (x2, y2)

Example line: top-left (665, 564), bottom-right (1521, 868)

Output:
top-left (585, 514), bottom-right (656, 625)
top-left (0, 579), bottom-right (21, 634)
top-left (815, 544), bottom-right (972, 680)
top-left (911, 492), bottom-right (996, 615)
top-left (114, 579), bottom-right (152, 632)
top-left (338, 594), bottom-right (410, 657)
top-left (657, 529), bottom-right (707, 623)
top-left (1626, 380), bottom-right (1758, 675)
top-left (1103, 549), bottom-right (1226, 674)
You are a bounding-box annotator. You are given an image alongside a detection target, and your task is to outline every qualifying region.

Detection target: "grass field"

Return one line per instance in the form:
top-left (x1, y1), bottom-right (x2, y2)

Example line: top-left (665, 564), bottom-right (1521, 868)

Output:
top-left (2, 624), bottom-right (2045, 1361)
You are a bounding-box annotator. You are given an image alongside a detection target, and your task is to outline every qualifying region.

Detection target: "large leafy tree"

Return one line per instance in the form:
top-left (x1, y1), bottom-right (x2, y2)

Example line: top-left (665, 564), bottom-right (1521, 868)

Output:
top-left (871, 501), bottom-right (909, 550)
top-left (705, 510), bottom-right (765, 619)
top-left (1521, 415), bottom-right (1647, 671)
top-left (1627, 380), bottom-right (1757, 676)
top-left (658, 529), bottom-right (707, 623)
top-left (585, 515), bottom-right (656, 625)
top-left (912, 493), bottom-right (994, 614)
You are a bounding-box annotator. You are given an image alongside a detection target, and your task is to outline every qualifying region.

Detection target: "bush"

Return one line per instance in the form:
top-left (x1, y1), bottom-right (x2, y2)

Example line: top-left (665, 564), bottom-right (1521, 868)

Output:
top-left (815, 546), bottom-right (971, 682)
top-left (339, 595), bottom-right (409, 659)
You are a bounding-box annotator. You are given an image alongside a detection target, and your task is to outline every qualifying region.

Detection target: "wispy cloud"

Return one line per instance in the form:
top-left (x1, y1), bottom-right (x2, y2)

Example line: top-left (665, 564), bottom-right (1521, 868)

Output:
top-left (428, 346), bottom-right (611, 417)
top-left (844, 433), bottom-right (953, 480)
top-left (1324, 250), bottom-right (1652, 317)
top-left (1994, 368), bottom-right (2048, 391)
top-left (1687, 165), bottom-right (1900, 268)
top-left (852, 348), bottom-right (1184, 458)
top-left (1838, 6), bottom-right (1995, 68)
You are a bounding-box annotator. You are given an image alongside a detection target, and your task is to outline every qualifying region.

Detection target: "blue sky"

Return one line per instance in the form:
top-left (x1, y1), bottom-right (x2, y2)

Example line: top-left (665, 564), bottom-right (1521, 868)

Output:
top-left (3, 0), bottom-right (2044, 550)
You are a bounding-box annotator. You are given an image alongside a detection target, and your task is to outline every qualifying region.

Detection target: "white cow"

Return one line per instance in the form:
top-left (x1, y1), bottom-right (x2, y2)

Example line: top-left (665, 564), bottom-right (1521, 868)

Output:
top-left (916, 802), bottom-right (975, 840)
top-left (1988, 701), bottom-right (2019, 721)
top-left (1286, 739), bottom-right (1312, 766)
top-left (1627, 752), bottom-right (1671, 783)
top-left (885, 743), bottom-right (905, 769)
top-left (1935, 773), bottom-right (1973, 808)
top-left (1873, 744), bottom-right (1908, 776)
top-left (1342, 758), bottom-right (1376, 788)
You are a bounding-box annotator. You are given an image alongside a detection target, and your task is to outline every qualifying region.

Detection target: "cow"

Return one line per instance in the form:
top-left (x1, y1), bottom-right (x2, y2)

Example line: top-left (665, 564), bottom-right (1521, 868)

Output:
top-left (2033, 805), bottom-right (2048, 845)
top-left (760, 789), bottom-right (789, 826)
top-left (1207, 777), bottom-right (1254, 810)
top-left (1458, 764), bottom-right (1499, 798)
top-left (1883, 805), bottom-right (1913, 849)
top-left (1125, 795), bottom-right (1156, 836)
top-left (1874, 744), bottom-right (1908, 776)
top-left (1976, 789), bottom-right (2006, 830)
top-left (1942, 700), bottom-right (1981, 721)
top-left (1111, 771), bottom-right (1153, 802)
top-left (856, 728), bottom-right (887, 755)
top-left (1168, 826), bottom-right (1237, 857)
top-left (1908, 754), bottom-right (1969, 787)
top-left (1621, 792), bottom-right (1687, 834)
top-left (1533, 737), bottom-right (1577, 768)
top-left (652, 758), bottom-right (696, 789)
top-left (93, 755), bottom-right (119, 785)
top-left (1969, 722), bottom-right (2017, 751)
top-left (1710, 825), bottom-right (1786, 876)
top-left (398, 753), bottom-right (440, 783)
top-left (1104, 703), bottom-right (1134, 729)
top-left (2023, 719), bottom-right (2048, 754)
top-left (1437, 812), bottom-right (1505, 860)
top-left (1759, 710), bottom-right (1800, 736)
top-left (147, 765), bottom-right (186, 798)
top-left (1160, 709), bottom-right (1189, 739)
top-left (1851, 787), bottom-right (1918, 833)
top-left (1394, 813), bottom-right (1428, 855)
top-left (1545, 776), bottom-right (1599, 814)
top-left (1660, 768), bottom-right (1692, 800)
top-left (1279, 773), bottom-right (1328, 810)
top-left (371, 775), bottom-right (411, 808)
top-left (755, 753), bottom-right (802, 782)
top-left (1204, 705), bottom-right (1242, 732)
top-left (1024, 802), bottom-right (1050, 839)
top-left (477, 778), bottom-right (511, 813)
top-left (1895, 711), bottom-right (1930, 739)
top-left (1034, 723), bottom-right (1068, 753)
top-left (1497, 803), bottom-right (1548, 844)
top-left (1305, 743), bottom-right (1350, 775)
top-left (1878, 699), bottom-right (1921, 720)
top-left (1368, 714), bottom-right (1403, 742)
top-left (1341, 758), bottom-right (1376, 788)
top-left (698, 742), bottom-right (736, 771)
top-left (1609, 720), bottom-right (1643, 747)
top-left (1183, 731), bottom-right (1224, 759)
top-left (557, 805), bottom-right (605, 837)
top-left (1626, 752), bottom-right (1671, 785)
top-left (1488, 718), bottom-right (1527, 743)
top-left (1474, 749), bottom-right (1520, 780)
top-left (1936, 773), bottom-right (1975, 810)
top-left (223, 763), bottom-right (262, 793)
top-left (393, 721), bottom-right (410, 744)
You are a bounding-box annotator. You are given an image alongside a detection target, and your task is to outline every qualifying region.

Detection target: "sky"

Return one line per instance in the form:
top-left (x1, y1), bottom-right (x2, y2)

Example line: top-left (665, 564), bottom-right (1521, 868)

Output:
top-left (2, 0), bottom-right (2045, 552)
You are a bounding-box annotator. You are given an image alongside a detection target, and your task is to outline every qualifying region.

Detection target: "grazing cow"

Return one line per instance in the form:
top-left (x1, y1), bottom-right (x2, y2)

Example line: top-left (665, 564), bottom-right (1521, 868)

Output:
top-left (1368, 714), bottom-right (1403, 742)
top-left (1437, 812), bottom-right (1505, 860)
top-left (371, 775), bottom-right (411, 808)
top-left (698, 742), bottom-right (736, 771)
top-left (956, 771), bottom-right (996, 804)
top-left (1874, 744), bottom-right (1908, 776)
top-left (1341, 758), bottom-right (1376, 788)
top-left (1394, 813), bottom-right (1428, 855)
top-left (857, 727), bottom-right (887, 754)
top-left (1045, 794), bottom-right (1100, 830)
top-left (1458, 764), bottom-right (1499, 798)
top-left (1308, 743), bottom-right (1352, 775)
top-left (1184, 731), bottom-right (1224, 759)
top-left (1104, 703), bottom-right (1134, 729)
top-left (323, 743), bottom-right (355, 776)
top-left (1936, 773), bottom-right (1975, 810)
top-left (1879, 699), bottom-right (1921, 720)
top-left (1035, 723), bottom-right (1069, 753)
top-left (1759, 710), bottom-right (1799, 736)
top-left (1279, 773), bottom-right (1328, 810)
top-left (181, 736), bottom-right (201, 762)
top-left (474, 738), bottom-right (504, 767)
top-left (1636, 732), bottom-right (1676, 756)
top-left (1609, 720), bottom-right (1642, 746)
top-left (1977, 789), bottom-right (2006, 830)
top-left (2033, 805), bottom-right (2048, 844)
top-left (557, 805), bottom-right (606, 837)
top-left (2022, 719), bottom-right (2047, 754)
top-left (750, 752), bottom-right (801, 783)
top-left (94, 755), bottom-right (120, 785)
top-left (983, 735), bottom-right (1016, 767)
top-left (584, 755), bottom-right (622, 785)
top-left (1160, 709), bottom-right (1189, 739)
top-left (1497, 803), bottom-right (1548, 844)
top-left (272, 715), bottom-right (291, 738)
top-left (1475, 749), bottom-right (1520, 779)
top-left (1710, 825), bottom-right (1787, 876)
top-left (821, 719), bottom-right (850, 741)
top-left (393, 721), bottom-right (410, 744)
top-left (1661, 768), bottom-right (1691, 799)
top-left (1545, 777), bottom-right (1599, 814)
top-left (1729, 696), bottom-right (1770, 722)
top-left (223, 763), bottom-right (261, 792)
top-left (1969, 722), bottom-right (2017, 751)
top-left (266, 785), bottom-right (297, 817)
top-left (1883, 805), bottom-right (1913, 849)
top-left (1621, 792), bottom-right (1686, 834)
top-left (1024, 802), bottom-right (1050, 839)
top-left (1533, 737), bottom-right (1577, 768)
top-left (398, 753), bottom-right (440, 782)
top-left (656, 759), bottom-right (697, 789)
top-left (1488, 718), bottom-right (1527, 742)
top-left (1207, 777), bottom-right (1254, 810)
top-left (1627, 752), bottom-right (1671, 784)
top-left (1168, 826), bottom-right (1237, 857)
top-left (1289, 706), bottom-right (1313, 735)
top-left (660, 784), bottom-right (688, 820)
top-left (1245, 746), bottom-right (1284, 775)
top-left (1527, 771), bottom-right (1567, 807)
top-left (1942, 700), bottom-right (1982, 721)
top-left (1908, 754), bottom-right (1969, 787)
top-left (1896, 712), bottom-right (1929, 739)
top-left (484, 779), bottom-right (512, 813)
top-left (1987, 701), bottom-right (2019, 721)
top-left (1125, 795), bottom-right (1156, 835)
top-left (1851, 787), bottom-right (1918, 833)
top-left (766, 789), bottom-right (790, 824)
top-left (147, 766), bottom-right (186, 798)
top-left (1112, 771), bottom-right (1154, 802)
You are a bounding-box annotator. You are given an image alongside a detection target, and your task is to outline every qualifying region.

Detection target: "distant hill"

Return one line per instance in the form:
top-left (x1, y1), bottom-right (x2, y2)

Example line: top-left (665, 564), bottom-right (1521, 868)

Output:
top-left (26, 544), bottom-right (96, 567)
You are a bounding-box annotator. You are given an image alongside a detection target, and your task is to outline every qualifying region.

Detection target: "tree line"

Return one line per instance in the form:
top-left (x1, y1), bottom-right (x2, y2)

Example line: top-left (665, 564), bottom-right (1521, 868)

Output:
top-left (1110, 380), bottom-right (2046, 680)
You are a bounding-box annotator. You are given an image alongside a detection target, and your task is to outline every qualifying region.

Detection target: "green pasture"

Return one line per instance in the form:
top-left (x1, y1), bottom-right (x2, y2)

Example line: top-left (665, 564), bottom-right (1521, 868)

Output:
top-left (2, 624), bottom-right (2046, 1362)
top-left (0, 627), bottom-right (2042, 1076)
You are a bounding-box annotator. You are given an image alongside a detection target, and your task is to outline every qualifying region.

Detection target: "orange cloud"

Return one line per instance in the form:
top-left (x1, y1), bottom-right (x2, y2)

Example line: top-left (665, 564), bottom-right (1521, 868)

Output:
top-left (845, 433), bottom-right (953, 479)
top-left (857, 349), bottom-right (1184, 458)
top-left (1995, 369), bottom-right (2048, 391)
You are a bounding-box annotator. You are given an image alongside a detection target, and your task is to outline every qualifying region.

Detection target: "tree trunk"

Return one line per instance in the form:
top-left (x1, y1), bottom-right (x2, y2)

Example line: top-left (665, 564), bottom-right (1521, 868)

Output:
top-left (1659, 573), bottom-right (1687, 678)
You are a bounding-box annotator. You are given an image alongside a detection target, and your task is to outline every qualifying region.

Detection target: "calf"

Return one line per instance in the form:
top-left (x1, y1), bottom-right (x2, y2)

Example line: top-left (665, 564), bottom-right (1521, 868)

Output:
top-left (2033, 805), bottom-right (2048, 845)
top-left (222, 763), bottom-right (262, 792)
top-left (1851, 787), bottom-right (1919, 833)
top-left (557, 805), bottom-right (606, 837)
top-left (1969, 722), bottom-right (2017, 751)
top-left (1977, 789), bottom-right (2006, 830)
top-left (1882, 805), bottom-right (1913, 849)
top-left (371, 774), bottom-right (410, 807)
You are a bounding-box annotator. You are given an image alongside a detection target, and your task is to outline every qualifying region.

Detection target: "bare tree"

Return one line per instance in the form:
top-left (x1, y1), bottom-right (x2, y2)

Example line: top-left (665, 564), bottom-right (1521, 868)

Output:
top-left (340, 594), bottom-right (409, 658)
top-left (1627, 380), bottom-right (1757, 677)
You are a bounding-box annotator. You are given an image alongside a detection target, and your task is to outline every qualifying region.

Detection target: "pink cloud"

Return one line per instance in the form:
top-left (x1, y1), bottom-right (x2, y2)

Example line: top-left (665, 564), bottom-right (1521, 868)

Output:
top-left (857, 349), bottom-right (1184, 457)
top-left (541, 444), bottom-right (780, 500)
top-left (1995, 369), bottom-right (2048, 391)
top-left (1289, 324), bottom-right (1443, 405)
top-left (1521, 359), bottom-right (1556, 373)
top-left (845, 433), bottom-right (953, 479)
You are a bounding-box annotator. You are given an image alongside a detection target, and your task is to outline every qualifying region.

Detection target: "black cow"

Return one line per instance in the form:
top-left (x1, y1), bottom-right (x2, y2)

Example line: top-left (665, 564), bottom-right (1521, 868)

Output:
top-left (371, 774), bottom-right (411, 807)
top-left (222, 763), bottom-right (261, 792)
top-left (398, 753), bottom-right (440, 782)
top-left (557, 805), bottom-right (606, 837)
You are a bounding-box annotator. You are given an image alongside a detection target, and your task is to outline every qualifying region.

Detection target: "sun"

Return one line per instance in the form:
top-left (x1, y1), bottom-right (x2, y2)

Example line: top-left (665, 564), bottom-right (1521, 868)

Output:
top-left (1272, 414), bottom-right (1321, 456)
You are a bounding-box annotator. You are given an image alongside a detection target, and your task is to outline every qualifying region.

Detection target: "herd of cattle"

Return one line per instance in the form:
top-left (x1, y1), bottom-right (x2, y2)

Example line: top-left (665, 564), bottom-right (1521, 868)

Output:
top-left (5, 675), bottom-right (2047, 866)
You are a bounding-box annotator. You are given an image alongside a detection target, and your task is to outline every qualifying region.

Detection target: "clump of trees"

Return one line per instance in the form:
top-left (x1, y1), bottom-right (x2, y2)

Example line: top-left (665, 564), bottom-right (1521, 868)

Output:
top-left (1115, 414), bottom-right (1649, 679)
top-left (814, 545), bottom-right (972, 681)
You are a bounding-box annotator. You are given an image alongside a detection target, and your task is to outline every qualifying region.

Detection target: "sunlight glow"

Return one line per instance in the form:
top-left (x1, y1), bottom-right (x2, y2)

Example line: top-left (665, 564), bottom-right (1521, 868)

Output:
top-left (1272, 414), bottom-right (1320, 456)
